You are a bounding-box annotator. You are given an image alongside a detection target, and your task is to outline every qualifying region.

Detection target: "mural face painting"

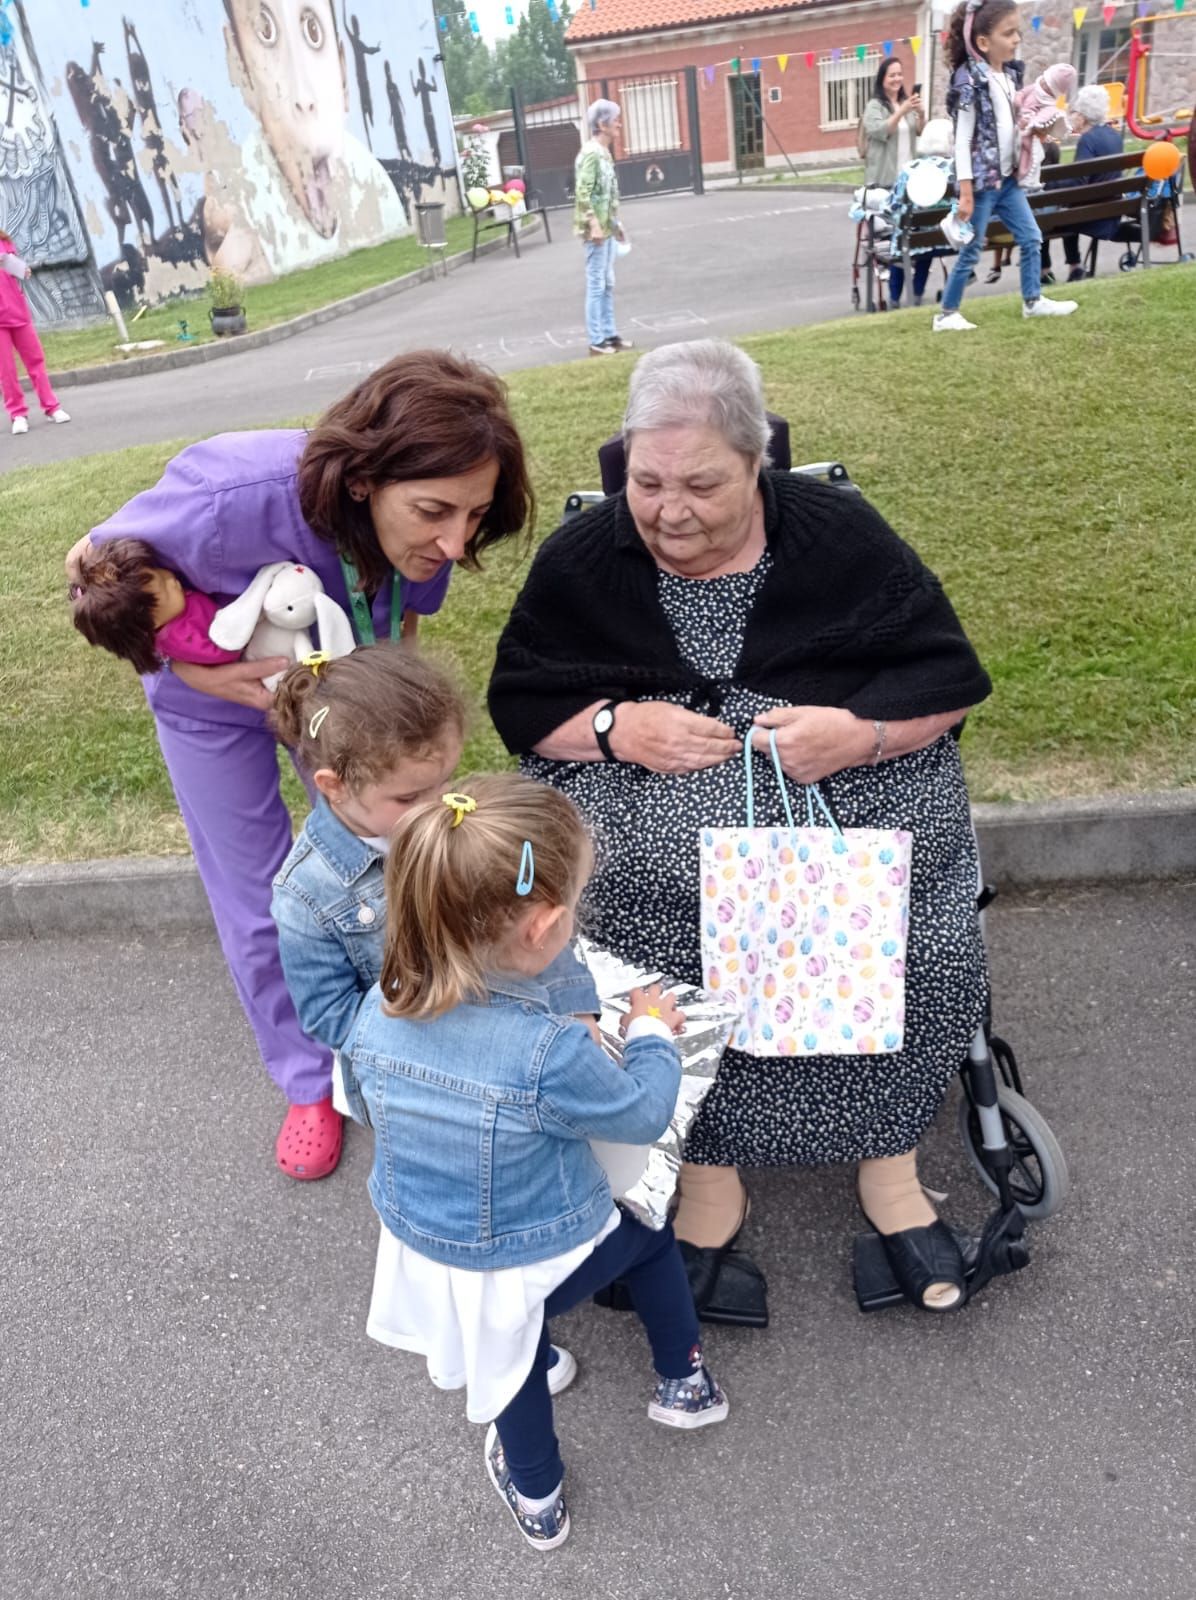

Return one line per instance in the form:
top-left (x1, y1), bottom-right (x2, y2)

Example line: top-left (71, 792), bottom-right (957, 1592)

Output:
top-left (0, 0), bottom-right (457, 319)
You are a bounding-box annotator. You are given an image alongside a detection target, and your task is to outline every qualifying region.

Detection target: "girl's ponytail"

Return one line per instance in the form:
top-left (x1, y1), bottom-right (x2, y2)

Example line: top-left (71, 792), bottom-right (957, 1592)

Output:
top-left (268, 642), bottom-right (465, 786)
top-left (381, 774), bottom-right (590, 1020)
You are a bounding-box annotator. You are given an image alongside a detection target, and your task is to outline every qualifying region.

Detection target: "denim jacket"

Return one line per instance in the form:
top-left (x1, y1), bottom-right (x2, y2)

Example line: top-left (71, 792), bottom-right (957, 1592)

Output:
top-left (342, 974), bottom-right (682, 1268)
top-left (271, 797), bottom-right (602, 1050)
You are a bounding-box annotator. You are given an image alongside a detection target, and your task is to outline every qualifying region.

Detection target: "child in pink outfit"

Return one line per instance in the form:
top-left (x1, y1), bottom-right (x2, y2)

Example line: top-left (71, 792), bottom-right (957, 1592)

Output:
top-left (0, 230), bottom-right (70, 435)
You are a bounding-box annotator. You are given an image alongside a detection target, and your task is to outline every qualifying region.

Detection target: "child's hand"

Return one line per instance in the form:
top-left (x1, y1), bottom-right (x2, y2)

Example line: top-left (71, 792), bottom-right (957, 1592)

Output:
top-left (623, 984), bottom-right (685, 1037)
top-left (575, 1014), bottom-right (603, 1047)
top-left (957, 183), bottom-right (975, 224)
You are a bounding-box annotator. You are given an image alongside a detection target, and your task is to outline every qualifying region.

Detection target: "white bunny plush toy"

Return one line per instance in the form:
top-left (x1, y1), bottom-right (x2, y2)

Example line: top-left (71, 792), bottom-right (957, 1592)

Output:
top-left (208, 562), bottom-right (357, 690)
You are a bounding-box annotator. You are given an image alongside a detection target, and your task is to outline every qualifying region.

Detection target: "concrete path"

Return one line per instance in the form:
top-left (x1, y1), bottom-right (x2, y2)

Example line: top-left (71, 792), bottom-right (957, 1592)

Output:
top-left (10, 187), bottom-right (1116, 468)
top-left (3, 877), bottom-right (1193, 1599)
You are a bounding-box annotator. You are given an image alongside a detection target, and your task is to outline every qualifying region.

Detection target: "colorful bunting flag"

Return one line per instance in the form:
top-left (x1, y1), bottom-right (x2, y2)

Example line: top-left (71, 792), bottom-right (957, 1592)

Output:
top-left (1031, 13), bottom-right (1043, 27)
top-left (855, 43), bottom-right (866, 60)
top-left (1102, 1), bottom-right (1116, 17)
top-left (731, 55), bottom-right (741, 71)
top-left (1137, 0), bottom-right (1148, 11)
top-left (1072, 5), bottom-right (1087, 24)
top-left (778, 53), bottom-right (789, 71)
top-left (468, 10), bottom-right (479, 31)
top-left (704, 64), bottom-right (716, 84)
top-left (1176, 0), bottom-right (1185, 11)
top-left (751, 56), bottom-right (760, 71)
top-left (804, 50), bottom-right (816, 67)
top-left (505, 4), bottom-right (514, 20)
top-left (910, 33), bottom-right (922, 53)
top-left (831, 46), bottom-right (842, 60)
top-left (882, 39), bottom-right (893, 54)
top-left (438, 13), bottom-right (448, 29)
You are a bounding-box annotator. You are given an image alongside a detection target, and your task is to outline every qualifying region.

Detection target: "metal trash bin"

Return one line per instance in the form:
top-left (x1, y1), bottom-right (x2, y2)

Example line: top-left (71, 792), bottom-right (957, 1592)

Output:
top-left (415, 202), bottom-right (447, 248)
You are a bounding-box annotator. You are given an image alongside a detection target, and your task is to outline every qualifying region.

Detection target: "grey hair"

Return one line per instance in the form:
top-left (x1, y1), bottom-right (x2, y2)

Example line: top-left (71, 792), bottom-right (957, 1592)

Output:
top-left (623, 340), bottom-right (771, 463)
top-left (1072, 84), bottom-right (1110, 126)
top-left (588, 98), bottom-right (621, 133)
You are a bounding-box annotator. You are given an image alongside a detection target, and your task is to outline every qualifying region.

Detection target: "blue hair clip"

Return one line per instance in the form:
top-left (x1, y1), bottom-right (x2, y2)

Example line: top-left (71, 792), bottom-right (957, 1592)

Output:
top-left (516, 840), bottom-right (535, 897)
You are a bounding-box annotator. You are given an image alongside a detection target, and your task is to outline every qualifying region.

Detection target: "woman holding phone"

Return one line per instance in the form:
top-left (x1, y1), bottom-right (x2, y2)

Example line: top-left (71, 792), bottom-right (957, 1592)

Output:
top-left (861, 58), bottom-right (927, 307)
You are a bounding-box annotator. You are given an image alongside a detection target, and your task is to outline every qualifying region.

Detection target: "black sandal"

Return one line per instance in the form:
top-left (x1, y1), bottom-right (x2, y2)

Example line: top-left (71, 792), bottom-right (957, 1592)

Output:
top-left (871, 1219), bottom-right (967, 1312)
top-left (681, 1242), bottom-right (770, 1328)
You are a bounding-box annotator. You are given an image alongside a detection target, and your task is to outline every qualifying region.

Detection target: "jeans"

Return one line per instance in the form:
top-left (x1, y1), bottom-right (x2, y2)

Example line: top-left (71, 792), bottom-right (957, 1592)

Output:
top-left (941, 176), bottom-right (1043, 312)
top-left (494, 1215), bottom-right (702, 1498)
top-left (889, 252), bottom-right (934, 306)
top-left (583, 236), bottom-right (617, 346)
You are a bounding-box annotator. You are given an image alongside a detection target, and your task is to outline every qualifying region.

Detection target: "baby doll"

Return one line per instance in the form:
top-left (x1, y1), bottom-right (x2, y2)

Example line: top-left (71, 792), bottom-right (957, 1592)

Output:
top-left (70, 537), bottom-right (241, 675)
top-left (1015, 63), bottom-right (1077, 190)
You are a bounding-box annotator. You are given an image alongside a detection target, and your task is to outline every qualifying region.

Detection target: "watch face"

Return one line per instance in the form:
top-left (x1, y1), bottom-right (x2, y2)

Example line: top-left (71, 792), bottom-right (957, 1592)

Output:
top-left (593, 707), bottom-right (615, 735)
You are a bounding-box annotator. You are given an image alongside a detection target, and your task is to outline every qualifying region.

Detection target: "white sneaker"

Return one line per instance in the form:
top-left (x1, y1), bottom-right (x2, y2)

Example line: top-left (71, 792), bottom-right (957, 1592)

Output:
top-left (1023, 297), bottom-right (1078, 318)
top-left (48, 407), bottom-right (71, 423)
top-left (932, 311), bottom-right (977, 333)
top-left (546, 1344), bottom-right (577, 1397)
top-left (11, 416), bottom-right (28, 435)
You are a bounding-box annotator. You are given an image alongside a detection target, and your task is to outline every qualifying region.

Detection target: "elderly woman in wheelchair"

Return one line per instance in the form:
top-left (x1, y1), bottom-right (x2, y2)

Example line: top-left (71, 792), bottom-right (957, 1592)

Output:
top-left (489, 338), bottom-right (1057, 1326)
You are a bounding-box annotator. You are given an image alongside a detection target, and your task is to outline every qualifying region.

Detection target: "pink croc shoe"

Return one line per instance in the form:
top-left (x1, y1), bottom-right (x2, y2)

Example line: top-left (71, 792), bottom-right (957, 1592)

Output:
top-left (275, 1097), bottom-right (343, 1181)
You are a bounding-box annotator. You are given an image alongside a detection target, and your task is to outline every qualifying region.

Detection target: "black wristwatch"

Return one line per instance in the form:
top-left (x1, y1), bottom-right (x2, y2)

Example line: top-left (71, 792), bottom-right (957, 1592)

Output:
top-left (592, 700), bottom-right (621, 761)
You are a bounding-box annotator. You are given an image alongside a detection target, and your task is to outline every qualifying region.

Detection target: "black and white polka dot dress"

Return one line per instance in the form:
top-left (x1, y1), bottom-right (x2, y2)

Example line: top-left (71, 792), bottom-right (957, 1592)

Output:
top-left (523, 553), bottom-right (989, 1167)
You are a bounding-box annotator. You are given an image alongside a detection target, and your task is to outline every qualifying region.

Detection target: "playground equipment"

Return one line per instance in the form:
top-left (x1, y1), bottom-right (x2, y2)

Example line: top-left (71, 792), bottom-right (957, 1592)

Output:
top-left (1126, 10), bottom-right (1196, 141)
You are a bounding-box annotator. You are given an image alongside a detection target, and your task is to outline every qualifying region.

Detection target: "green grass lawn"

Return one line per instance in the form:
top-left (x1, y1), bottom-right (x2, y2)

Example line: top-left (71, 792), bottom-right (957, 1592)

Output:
top-left (37, 214), bottom-right (482, 374)
top-left (2, 267), bottom-right (1194, 865)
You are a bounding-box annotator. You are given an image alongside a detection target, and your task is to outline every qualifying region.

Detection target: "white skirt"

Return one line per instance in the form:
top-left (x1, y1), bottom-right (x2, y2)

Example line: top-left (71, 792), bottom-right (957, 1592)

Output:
top-left (366, 1207), bottom-right (621, 1424)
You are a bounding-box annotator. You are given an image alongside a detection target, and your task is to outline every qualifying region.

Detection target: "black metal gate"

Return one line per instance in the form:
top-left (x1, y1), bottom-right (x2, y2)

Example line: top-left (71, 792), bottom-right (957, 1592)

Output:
top-left (506, 68), bottom-right (703, 211)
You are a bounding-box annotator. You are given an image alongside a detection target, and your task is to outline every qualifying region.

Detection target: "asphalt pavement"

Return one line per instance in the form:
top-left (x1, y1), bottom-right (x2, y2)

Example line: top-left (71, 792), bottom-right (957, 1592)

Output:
top-left (8, 186), bottom-right (1124, 469)
top-left (3, 877), bottom-right (1193, 1600)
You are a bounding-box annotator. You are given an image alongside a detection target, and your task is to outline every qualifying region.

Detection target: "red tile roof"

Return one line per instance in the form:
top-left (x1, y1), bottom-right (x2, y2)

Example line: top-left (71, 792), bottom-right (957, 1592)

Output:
top-left (566, 0), bottom-right (821, 46)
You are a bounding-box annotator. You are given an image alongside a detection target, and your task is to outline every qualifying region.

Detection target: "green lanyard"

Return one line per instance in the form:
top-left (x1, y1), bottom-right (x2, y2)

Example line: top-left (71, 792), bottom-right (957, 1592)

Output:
top-left (339, 555), bottom-right (404, 645)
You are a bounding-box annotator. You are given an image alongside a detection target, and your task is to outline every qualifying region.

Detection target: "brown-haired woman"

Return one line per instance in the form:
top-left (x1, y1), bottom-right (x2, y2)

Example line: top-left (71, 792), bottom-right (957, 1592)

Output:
top-left (63, 351), bottom-right (533, 1181)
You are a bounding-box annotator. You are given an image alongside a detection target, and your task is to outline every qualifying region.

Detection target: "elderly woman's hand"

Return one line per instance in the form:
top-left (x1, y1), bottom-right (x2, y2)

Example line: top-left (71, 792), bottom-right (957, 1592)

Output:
top-left (614, 701), bottom-right (742, 773)
top-left (751, 706), bottom-right (874, 784)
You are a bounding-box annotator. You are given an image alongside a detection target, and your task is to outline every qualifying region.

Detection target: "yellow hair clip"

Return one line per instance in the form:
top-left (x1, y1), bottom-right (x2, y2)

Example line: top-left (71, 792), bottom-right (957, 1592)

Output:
top-left (301, 651), bottom-right (331, 678)
top-left (442, 792), bottom-right (477, 828)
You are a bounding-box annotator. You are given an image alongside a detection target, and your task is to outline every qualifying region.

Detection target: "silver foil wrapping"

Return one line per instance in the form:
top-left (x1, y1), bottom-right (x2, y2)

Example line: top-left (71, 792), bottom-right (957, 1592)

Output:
top-left (577, 937), bottom-right (741, 1231)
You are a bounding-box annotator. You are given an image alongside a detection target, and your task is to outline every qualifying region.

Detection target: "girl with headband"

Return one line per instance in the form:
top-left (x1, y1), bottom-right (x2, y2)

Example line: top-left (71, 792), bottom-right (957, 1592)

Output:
top-left (934, 0), bottom-right (1079, 331)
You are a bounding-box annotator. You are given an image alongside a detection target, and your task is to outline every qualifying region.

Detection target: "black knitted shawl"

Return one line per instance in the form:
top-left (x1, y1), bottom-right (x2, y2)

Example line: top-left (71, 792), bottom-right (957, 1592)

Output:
top-left (488, 470), bottom-right (991, 754)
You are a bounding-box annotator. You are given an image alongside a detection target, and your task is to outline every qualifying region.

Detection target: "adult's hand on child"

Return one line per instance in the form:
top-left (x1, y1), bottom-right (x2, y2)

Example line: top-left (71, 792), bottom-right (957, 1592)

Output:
top-left (751, 706), bottom-right (873, 784)
top-left (171, 657), bottom-right (291, 712)
top-left (623, 983), bottom-right (685, 1037)
top-left (612, 701), bottom-right (741, 773)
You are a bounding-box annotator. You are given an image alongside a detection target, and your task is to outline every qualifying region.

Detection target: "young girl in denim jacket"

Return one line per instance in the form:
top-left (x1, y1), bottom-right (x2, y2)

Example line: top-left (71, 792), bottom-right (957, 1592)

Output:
top-left (339, 773), bottom-right (728, 1550)
top-left (934, 0), bottom-right (1078, 331)
top-left (270, 645), bottom-right (602, 1179)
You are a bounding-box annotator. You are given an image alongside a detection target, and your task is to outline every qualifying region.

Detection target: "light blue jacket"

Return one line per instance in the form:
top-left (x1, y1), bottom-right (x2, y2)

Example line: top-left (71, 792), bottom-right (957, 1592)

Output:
top-left (342, 974), bottom-right (681, 1268)
top-left (271, 797), bottom-right (602, 1051)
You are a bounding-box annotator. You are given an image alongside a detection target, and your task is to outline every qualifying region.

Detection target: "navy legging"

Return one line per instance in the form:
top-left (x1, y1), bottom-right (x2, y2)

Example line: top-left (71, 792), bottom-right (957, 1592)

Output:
top-left (494, 1214), bottom-right (702, 1498)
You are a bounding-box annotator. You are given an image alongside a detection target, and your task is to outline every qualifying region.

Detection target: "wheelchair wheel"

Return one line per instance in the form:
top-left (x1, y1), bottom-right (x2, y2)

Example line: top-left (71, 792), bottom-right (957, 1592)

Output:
top-left (956, 1085), bottom-right (1069, 1221)
top-left (851, 285), bottom-right (861, 310)
top-left (1118, 251), bottom-right (1137, 272)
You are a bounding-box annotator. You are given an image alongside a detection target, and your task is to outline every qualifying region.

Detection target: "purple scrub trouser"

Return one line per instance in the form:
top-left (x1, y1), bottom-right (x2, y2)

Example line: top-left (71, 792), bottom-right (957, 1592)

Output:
top-left (155, 709), bottom-right (331, 1106)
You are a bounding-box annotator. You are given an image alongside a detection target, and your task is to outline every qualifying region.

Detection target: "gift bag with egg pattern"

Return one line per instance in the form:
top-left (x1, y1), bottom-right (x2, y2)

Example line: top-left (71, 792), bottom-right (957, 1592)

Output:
top-left (699, 732), bottom-right (912, 1058)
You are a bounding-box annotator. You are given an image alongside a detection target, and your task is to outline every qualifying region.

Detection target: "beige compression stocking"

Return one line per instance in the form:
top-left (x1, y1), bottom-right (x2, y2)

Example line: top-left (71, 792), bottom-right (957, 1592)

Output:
top-left (857, 1150), bottom-right (960, 1310)
top-left (673, 1163), bottom-right (747, 1249)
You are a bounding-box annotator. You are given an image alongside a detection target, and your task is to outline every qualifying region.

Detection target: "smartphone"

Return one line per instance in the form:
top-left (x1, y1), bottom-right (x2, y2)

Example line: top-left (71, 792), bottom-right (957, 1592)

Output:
top-left (912, 83), bottom-right (922, 96)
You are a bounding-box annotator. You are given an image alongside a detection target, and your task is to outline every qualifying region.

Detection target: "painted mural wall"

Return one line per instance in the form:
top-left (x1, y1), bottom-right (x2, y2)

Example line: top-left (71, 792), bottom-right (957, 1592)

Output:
top-left (0, 0), bottom-right (457, 319)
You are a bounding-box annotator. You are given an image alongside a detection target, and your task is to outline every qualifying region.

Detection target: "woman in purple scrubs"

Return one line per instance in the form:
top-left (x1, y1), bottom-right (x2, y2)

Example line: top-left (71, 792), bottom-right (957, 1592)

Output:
top-left (66, 350), bottom-right (531, 1181)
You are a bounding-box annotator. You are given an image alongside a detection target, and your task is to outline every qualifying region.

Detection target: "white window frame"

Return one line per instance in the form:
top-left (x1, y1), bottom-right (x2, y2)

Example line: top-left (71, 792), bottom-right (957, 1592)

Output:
top-left (621, 78), bottom-right (682, 154)
top-left (820, 51), bottom-right (881, 131)
top-left (1073, 19), bottom-right (1135, 84)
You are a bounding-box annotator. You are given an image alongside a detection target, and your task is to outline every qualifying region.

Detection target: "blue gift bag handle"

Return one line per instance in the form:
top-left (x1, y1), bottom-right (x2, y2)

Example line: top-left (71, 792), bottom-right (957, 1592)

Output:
top-left (744, 728), bottom-right (843, 839)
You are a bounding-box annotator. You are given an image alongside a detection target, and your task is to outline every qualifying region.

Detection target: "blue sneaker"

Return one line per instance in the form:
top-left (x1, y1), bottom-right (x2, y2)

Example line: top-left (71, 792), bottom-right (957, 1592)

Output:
top-left (484, 1424), bottom-right (570, 1551)
top-left (648, 1365), bottom-right (729, 1430)
top-left (546, 1344), bottom-right (577, 1397)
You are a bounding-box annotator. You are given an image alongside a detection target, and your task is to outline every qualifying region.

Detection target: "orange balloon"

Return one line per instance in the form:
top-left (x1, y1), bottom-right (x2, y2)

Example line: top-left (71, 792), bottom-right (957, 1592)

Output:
top-left (1142, 141), bottom-right (1183, 182)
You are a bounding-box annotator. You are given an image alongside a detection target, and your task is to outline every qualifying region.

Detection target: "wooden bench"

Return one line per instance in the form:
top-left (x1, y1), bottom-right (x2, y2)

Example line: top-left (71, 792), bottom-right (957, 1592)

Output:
top-left (863, 149), bottom-right (1187, 312)
top-left (470, 195), bottom-right (553, 263)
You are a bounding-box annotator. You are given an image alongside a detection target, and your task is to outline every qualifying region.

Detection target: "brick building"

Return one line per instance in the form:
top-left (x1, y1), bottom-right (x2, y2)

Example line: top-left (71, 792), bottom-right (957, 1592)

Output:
top-left (565, 0), bottom-right (1194, 174)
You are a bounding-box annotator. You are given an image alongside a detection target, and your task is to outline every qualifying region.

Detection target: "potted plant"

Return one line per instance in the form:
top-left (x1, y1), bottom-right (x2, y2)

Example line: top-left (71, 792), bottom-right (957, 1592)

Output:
top-left (207, 269), bottom-right (247, 337)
